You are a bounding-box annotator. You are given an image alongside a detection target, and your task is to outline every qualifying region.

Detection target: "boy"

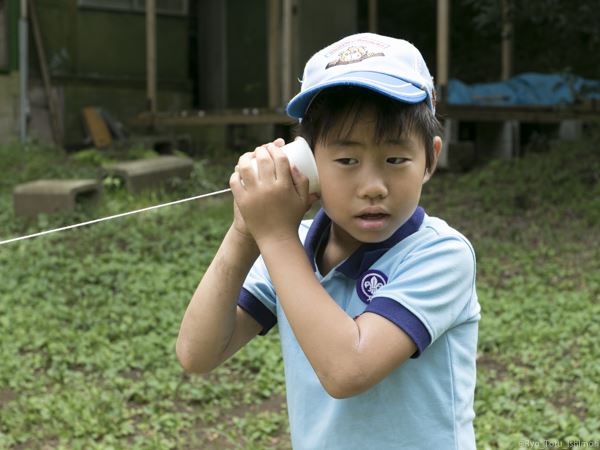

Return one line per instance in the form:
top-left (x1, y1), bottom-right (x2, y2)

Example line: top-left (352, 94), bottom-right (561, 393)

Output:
top-left (177, 33), bottom-right (480, 449)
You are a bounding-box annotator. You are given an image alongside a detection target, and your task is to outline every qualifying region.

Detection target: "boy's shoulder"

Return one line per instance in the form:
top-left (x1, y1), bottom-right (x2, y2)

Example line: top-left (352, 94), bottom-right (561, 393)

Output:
top-left (419, 213), bottom-right (472, 244)
top-left (403, 213), bottom-right (476, 264)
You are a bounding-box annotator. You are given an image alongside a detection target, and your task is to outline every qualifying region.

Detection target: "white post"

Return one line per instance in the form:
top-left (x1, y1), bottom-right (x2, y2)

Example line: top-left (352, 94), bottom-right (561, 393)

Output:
top-left (268, 0), bottom-right (281, 109)
top-left (436, 0), bottom-right (449, 98)
top-left (368, 0), bottom-right (378, 33)
top-left (281, 0), bottom-right (293, 105)
top-left (146, 0), bottom-right (157, 113)
top-left (501, 0), bottom-right (513, 81)
top-left (19, 0), bottom-right (29, 142)
top-left (436, 0), bottom-right (450, 168)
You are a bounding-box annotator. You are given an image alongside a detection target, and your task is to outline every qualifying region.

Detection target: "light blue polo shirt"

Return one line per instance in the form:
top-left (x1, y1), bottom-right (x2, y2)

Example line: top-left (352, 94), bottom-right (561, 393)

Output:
top-left (238, 207), bottom-right (480, 450)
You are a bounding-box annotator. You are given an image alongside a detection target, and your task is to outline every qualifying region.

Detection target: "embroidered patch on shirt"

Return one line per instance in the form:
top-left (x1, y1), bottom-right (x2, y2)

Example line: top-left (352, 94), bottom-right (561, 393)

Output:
top-left (357, 269), bottom-right (388, 304)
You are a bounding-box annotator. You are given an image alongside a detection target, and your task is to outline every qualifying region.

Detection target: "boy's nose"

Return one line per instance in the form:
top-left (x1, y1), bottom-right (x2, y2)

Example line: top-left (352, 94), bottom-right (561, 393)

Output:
top-left (357, 175), bottom-right (388, 200)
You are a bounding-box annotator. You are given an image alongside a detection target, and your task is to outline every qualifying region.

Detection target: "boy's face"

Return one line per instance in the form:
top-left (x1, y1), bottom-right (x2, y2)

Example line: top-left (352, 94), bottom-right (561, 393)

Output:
top-left (314, 108), bottom-right (437, 250)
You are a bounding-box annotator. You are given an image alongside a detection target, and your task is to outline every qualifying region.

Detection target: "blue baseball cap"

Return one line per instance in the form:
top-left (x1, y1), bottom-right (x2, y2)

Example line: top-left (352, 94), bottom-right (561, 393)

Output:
top-left (286, 33), bottom-right (436, 119)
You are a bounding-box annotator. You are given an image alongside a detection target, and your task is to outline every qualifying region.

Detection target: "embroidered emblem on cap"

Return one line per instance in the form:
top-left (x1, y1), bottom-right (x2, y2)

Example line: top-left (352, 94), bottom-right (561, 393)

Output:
top-left (325, 46), bottom-right (384, 69)
top-left (357, 270), bottom-right (388, 304)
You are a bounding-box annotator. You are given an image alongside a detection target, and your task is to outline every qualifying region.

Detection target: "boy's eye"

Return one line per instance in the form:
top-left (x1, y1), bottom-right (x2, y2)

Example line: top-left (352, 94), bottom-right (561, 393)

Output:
top-left (335, 158), bottom-right (358, 165)
top-left (387, 157), bottom-right (409, 164)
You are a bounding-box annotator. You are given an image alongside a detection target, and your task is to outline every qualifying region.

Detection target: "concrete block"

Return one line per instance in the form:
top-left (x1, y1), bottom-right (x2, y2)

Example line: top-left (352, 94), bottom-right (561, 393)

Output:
top-left (105, 156), bottom-right (194, 193)
top-left (14, 179), bottom-right (102, 218)
top-left (476, 120), bottom-right (520, 160)
top-left (558, 120), bottom-right (583, 140)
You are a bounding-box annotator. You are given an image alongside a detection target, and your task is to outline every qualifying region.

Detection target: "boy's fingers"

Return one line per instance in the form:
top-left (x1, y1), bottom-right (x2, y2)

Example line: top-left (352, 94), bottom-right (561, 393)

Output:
top-left (273, 138), bottom-right (285, 147)
top-left (291, 166), bottom-right (310, 203)
top-left (268, 143), bottom-right (292, 186)
top-left (229, 170), bottom-right (245, 194)
top-left (238, 149), bottom-right (266, 187)
top-left (254, 146), bottom-right (276, 181)
top-left (238, 152), bottom-right (254, 165)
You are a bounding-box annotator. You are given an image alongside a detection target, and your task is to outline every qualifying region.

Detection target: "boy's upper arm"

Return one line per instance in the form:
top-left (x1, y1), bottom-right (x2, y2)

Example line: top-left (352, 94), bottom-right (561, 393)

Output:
top-left (352, 312), bottom-right (416, 389)
top-left (346, 235), bottom-right (477, 394)
top-left (234, 220), bottom-right (312, 339)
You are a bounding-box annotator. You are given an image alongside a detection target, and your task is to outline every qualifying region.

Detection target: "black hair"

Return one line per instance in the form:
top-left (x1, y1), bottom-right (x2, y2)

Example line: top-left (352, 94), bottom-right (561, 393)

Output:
top-left (295, 86), bottom-right (442, 172)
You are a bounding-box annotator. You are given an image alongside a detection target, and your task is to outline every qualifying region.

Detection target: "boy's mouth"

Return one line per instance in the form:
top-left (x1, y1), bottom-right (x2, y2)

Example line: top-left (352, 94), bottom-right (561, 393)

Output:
top-left (357, 213), bottom-right (389, 220)
top-left (356, 207), bottom-right (390, 220)
top-left (355, 209), bottom-right (391, 230)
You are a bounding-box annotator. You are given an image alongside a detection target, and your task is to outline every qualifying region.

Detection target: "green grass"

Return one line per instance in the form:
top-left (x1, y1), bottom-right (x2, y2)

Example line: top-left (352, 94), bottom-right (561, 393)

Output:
top-left (0, 135), bottom-right (599, 449)
top-left (421, 136), bottom-right (600, 449)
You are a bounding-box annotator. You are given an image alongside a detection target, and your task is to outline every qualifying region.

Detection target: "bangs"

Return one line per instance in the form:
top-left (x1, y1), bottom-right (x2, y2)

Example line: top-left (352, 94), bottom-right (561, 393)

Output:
top-left (296, 86), bottom-right (441, 170)
top-left (313, 92), bottom-right (419, 147)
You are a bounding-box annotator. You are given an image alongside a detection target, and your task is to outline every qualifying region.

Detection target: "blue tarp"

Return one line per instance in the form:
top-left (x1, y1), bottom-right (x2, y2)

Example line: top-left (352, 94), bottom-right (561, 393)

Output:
top-left (447, 73), bottom-right (600, 106)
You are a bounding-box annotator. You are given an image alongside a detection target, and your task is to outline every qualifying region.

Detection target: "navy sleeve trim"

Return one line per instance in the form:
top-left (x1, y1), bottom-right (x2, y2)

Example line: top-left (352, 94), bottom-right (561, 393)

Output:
top-left (237, 287), bottom-right (277, 336)
top-left (364, 297), bottom-right (432, 358)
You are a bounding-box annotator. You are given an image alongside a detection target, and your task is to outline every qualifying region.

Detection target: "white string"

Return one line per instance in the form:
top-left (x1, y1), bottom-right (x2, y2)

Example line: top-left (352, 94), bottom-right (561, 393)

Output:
top-left (0, 188), bottom-right (232, 246)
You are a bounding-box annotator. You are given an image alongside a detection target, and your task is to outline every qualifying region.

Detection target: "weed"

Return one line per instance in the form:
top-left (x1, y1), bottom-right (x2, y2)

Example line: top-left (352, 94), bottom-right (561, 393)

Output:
top-left (0, 137), bottom-right (598, 448)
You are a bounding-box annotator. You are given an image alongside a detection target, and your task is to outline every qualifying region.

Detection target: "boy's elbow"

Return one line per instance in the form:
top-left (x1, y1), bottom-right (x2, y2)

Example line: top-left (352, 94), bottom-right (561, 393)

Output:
top-left (324, 380), bottom-right (369, 400)
top-left (176, 339), bottom-right (214, 375)
top-left (320, 367), bottom-right (371, 400)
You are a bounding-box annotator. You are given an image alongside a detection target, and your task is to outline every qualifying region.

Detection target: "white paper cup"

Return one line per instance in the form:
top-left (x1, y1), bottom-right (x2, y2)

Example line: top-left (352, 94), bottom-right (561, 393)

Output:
top-left (251, 137), bottom-right (320, 194)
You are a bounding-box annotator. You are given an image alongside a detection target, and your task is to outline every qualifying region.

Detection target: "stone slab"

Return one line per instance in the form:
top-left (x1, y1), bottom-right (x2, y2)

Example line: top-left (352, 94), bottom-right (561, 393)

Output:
top-left (105, 156), bottom-right (194, 193)
top-left (14, 179), bottom-right (102, 218)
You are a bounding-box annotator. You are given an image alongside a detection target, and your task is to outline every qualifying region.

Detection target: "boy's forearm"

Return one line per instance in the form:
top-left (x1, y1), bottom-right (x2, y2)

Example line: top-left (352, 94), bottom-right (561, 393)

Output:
top-left (177, 226), bottom-right (259, 373)
top-left (258, 236), bottom-right (362, 396)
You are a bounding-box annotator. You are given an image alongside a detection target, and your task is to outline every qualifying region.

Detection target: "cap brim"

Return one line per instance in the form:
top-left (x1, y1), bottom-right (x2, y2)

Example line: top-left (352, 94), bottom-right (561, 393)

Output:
top-left (286, 71), bottom-right (428, 119)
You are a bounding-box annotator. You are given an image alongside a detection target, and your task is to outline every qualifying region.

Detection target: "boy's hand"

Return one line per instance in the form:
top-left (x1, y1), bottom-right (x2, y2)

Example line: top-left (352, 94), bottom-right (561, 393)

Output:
top-left (229, 151), bottom-right (257, 241)
top-left (230, 139), bottom-right (319, 248)
top-left (229, 139), bottom-right (285, 240)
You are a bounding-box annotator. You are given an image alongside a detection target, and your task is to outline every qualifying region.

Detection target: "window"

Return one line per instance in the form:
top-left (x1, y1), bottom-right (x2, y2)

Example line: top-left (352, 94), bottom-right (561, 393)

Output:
top-left (78, 0), bottom-right (188, 16)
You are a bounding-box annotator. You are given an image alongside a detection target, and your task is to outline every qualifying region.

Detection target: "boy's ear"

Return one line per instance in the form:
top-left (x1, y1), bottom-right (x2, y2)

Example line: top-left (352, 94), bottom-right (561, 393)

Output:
top-left (423, 136), bottom-right (443, 184)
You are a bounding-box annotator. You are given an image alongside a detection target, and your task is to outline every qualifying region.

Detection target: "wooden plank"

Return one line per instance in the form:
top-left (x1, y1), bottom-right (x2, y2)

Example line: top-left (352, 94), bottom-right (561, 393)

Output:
top-left (131, 110), bottom-right (295, 127)
top-left (82, 106), bottom-right (112, 148)
top-left (28, 0), bottom-right (63, 147)
top-left (146, 0), bottom-right (157, 113)
top-left (438, 103), bottom-right (600, 123)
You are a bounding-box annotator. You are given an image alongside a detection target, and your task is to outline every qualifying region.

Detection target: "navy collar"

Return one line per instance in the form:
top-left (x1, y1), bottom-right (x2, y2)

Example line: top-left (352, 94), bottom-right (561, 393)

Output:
top-left (303, 206), bottom-right (425, 279)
